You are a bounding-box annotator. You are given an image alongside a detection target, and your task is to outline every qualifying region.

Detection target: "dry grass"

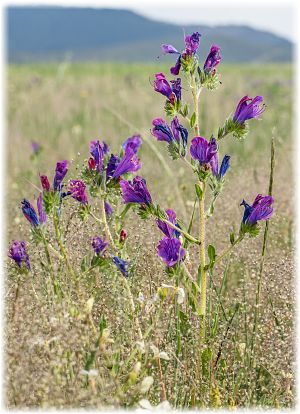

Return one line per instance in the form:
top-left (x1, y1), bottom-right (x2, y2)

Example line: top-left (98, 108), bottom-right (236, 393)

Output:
top-left (5, 62), bottom-right (294, 408)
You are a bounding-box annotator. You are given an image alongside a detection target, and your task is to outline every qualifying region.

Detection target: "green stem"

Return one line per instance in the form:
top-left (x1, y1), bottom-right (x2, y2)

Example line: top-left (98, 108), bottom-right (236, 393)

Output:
top-left (191, 73), bottom-right (200, 136)
top-left (214, 235), bottom-right (244, 265)
top-left (53, 212), bottom-right (76, 281)
top-left (159, 217), bottom-right (200, 244)
top-left (100, 197), bottom-right (116, 249)
top-left (198, 182), bottom-right (207, 341)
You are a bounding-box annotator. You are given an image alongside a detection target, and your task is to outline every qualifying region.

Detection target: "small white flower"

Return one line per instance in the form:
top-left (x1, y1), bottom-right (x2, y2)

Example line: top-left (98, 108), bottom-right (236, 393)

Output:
top-left (79, 369), bottom-right (98, 377)
top-left (138, 399), bottom-right (152, 410)
top-left (159, 351), bottom-right (170, 361)
top-left (177, 287), bottom-right (185, 304)
top-left (138, 399), bottom-right (171, 410)
top-left (150, 344), bottom-right (160, 358)
top-left (140, 376), bottom-right (154, 394)
top-left (136, 340), bottom-right (145, 353)
top-left (138, 292), bottom-right (145, 303)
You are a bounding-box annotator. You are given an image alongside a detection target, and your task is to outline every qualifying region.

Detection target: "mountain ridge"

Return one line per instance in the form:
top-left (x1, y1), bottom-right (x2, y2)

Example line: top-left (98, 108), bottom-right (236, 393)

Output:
top-left (6, 6), bottom-right (293, 63)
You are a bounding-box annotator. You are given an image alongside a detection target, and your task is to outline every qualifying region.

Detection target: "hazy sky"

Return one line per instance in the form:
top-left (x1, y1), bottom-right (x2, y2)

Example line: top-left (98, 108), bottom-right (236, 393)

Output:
top-left (133, 6), bottom-right (294, 41)
top-left (6, 1), bottom-right (296, 41)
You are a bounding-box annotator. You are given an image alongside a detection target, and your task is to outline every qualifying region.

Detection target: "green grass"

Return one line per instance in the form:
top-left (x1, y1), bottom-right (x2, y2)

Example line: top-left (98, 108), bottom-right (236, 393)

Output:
top-left (5, 62), bottom-right (294, 409)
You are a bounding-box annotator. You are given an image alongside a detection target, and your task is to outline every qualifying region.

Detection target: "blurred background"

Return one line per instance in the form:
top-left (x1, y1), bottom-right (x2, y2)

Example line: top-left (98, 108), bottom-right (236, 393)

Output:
top-left (6, 4), bottom-right (294, 63)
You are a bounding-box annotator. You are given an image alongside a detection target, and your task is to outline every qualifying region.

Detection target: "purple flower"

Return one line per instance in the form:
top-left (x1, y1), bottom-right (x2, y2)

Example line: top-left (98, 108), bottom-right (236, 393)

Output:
top-left (161, 32), bottom-right (201, 75)
top-left (170, 56), bottom-right (182, 76)
top-left (171, 116), bottom-right (188, 148)
top-left (112, 256), bottom-right (129, 277)
top-left (37, 193), bottom-right (46, 223)
top-left (184, 32), bottom-right (201, 55)
top-left (106, 154), bottom-right (121, 179)
top-left (21, 199), bottom-right (39, 227)
top-left (103, 141), bottom-right (109, 154)
top-left (170, 78), bottom-right (181, 101)
top-left (241, 194), bottom-right (274, 226)
top-left (219, 155), bottom-right (230, 178)
top-left (31, 141), bottom-right (41, 155)
top-left (105, 201), bottom-right (113, 216)
top-left (156, 209), bottom-right (177, 238)
top-left (90, 140), bottom-right (104, 172)
top-left (68, 180), bottom-right (88, 204)
top-left (113, 149), bottom-right (141, 179)
top-left (92, 236), bottom-right (108, 256)
top-left (122, 135), bottom-right (142, 154)
top-left (203, 44), bottom-right (221, 74)
top-left (153, 73), bottom-right (181, 103)
top-left (210, 153), bottom-right (230, 179)
top-left (120, 176), bottom-right (152, 205)
top-left (40, 175), bottom-right (50, 191)
top-left (157, 237), bottom-right (185, 267)
top-left (151, 118), bottom-right (174, 143)
top-left (154, 73), bottom-right (173, 99)
top-left (8, 240), bottom-right (30, 269)
top-left (233, 96), bottom-right (265, 124)
top-left (152, 117), bottom-right (188, 148)
top-left (190, 137), bottom-right (218, 167)
top-left (53, 160), bottom-right (68, 191)
top-left (161, 44), bottom-right (180, 54)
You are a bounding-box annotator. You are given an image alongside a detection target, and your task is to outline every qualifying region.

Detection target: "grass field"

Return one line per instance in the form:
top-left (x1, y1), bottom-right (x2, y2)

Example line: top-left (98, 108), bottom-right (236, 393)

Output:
top-left (5, 62), bottom-right (294, 408)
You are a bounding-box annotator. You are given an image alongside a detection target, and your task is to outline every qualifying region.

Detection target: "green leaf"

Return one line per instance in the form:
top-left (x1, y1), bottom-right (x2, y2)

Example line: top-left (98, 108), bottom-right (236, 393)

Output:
top-left (167, 141), bottom-right (180, 160)
top-left (195, 183), bottom-right (203, 200)
top-left (182, 103), bottom-right (189, 117)
top-left (208, 245), bottom-right (216, 269)
top-left (201, 348), bottom-right (213, 378)
top-left (230, 233), bottom-right (235, 245)
top-left (190, 112), bottom-right (196, 128)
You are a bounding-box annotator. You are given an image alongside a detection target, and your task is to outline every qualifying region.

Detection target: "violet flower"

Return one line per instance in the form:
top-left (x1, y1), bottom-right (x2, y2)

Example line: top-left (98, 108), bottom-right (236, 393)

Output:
top-left (184, 32), bottom-right (201, 55)
top-left (112, 256), bottom-right (129, 277)
top-left (156, 209), bottom-right (177, 238)
top-left (90, 140), bottom-right (105, 172)
top-left (161, 31), bottom-right (201, 75)
top-left (120, 176), bottom-right (152, 205)
top-left (37, 193), bottom-right (46, 223)
top-left (53, 160), bottom-right (69, 191)
top-left (153, 73), bottom-right (181, 103)
top-left (241, 194), bottom-right (274, 226)
top-left (157, 237), bottom-right (185, 267)
top-left (190, 136), bottom-right (218, 168)
top-left (31, 141), bottom-right (41, 155)
top-left (233, 96), bottom-right (265, 124)
top-left (203, 44), bottom-right (222, 74)
top-left (21, 199), bottom-right (40, 227)
top-left (210, 154), bottom-right (231, 179)
top-left (105, 201), bottom-right (113, 216)
top-left (106, 154), bottom-right (121, 179)
top-left (92, 236), bottom-right (108, 256)
top-left (40, 175), bottom-right (50, 191)
top-left (152, 117), bottom-right (188, 148)
top-left (8, 240), bottom-right (30, 269)
top-left (112, 149), bottom-right (141, 179)
top-left (122, 135), bottom-right (142, 154)
top-left (68, 180), bottom-right (88, 204)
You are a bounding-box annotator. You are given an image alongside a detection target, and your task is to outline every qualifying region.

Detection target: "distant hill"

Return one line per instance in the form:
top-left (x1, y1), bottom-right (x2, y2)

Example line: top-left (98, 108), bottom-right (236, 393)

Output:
top-left (6, 6), bottom-right (293, 63)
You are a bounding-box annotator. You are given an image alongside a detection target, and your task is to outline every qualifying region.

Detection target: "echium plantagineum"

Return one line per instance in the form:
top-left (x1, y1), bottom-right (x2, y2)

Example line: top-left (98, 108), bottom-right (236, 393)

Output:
top-left (119, 30), bottom-right (273, 360)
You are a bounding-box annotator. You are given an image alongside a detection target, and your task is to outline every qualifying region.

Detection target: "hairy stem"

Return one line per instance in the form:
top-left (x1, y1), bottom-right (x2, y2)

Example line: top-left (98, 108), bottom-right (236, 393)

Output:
top-left (198, 182), bottom-right (207, 341)
top-left (158, 216), bottom-right (200, 244)
top-left (100, 197), bottom-right (116, 249)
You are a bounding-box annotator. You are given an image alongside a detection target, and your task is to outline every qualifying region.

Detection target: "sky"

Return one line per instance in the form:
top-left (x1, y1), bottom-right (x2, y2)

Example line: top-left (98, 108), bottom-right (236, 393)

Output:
top-left (134, 6), bottom-right (295, 42)
top-left (5, 0), bottom-right (297, 42)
